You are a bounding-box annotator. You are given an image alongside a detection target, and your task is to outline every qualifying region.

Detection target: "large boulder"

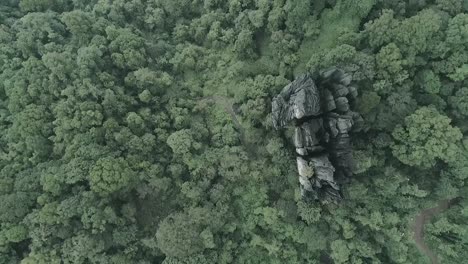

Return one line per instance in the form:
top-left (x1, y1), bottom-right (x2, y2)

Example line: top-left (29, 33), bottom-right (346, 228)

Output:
top-left (272, 68), bottom-right (363, 202)
top-left (272, 74), bottom-right (322, 129)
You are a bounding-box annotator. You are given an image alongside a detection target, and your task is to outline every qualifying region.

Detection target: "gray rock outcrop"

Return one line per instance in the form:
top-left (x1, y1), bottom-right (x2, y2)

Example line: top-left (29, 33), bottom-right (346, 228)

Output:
top-left (272, 68), bottom-right (363, 202)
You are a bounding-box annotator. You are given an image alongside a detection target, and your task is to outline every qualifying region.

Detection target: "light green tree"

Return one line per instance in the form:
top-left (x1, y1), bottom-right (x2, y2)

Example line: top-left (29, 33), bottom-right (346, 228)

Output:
top-left (89, 157), bottom-right (133, 195)
top-left (392, 107), bottom-right (462, 168)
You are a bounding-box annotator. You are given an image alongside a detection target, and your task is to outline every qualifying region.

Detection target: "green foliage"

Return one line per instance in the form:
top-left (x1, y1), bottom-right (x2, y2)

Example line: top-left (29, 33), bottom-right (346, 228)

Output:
top-left (392, 107), bottom-right (462, 168)
top-left (0, 1), bottom-right (467, 263)
top-left (357, 91), bottom-right (381, 114)
top-left (449, 87), bottom-right (468, 118)
top-left (156, 207), bottom-right (220, 258)
top-left (167, 129), bottom-right (198, 156)
top-left (330, 239), bottom-right (351, 264)
top-left (425, 199), bottom-right (468, 263)
top-left (417, 70), bottom-right (441, 94)
top-left (19, 0), bottom-right (68, 13)
top-left (89, 157), bottom-right (133, 196)
top-left (375, 43), bottom-right (408, 85)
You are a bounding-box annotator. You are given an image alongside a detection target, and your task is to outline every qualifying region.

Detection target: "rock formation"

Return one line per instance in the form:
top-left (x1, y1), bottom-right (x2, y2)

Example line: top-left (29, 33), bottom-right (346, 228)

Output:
top-left (272, 68), bottom-right (363, 202)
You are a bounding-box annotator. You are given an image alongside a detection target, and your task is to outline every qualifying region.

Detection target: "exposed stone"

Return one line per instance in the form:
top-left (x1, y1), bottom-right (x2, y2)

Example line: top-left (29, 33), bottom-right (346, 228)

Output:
top-left (331, 83), bottom-right (349, 98)
top-left (297, 157), bottom-right (314, 178)
top-left (335, 97), bottom-right (350, 113)
top-left (351, 111), bottom-right (364, 132)
top-left (322, 89), bottom-right (336, 112)
top-left (348, 86), bottom-right (358, 99)
top-left (310, 155), bottom-right (336, 187)
top-left (294, 119), bottom-right (325, 155)
top-left (339, 74), bottom-right (352, 86)
top-left (299, 175), bottom-right (314, 192)
top-left (272, 74), bottom-right (321, 129)
top-left (272, 68), bottom-right (363, 202)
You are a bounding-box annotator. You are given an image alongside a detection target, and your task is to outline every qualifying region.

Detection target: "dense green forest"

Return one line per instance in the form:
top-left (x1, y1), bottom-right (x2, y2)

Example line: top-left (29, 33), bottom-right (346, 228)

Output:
top-left (0, 0), bottom-right (467, 263)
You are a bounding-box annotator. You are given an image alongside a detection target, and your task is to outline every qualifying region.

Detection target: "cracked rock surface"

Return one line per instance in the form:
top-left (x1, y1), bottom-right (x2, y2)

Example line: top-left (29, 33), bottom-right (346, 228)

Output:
top-left (272, 68), bottom-right (363, 202)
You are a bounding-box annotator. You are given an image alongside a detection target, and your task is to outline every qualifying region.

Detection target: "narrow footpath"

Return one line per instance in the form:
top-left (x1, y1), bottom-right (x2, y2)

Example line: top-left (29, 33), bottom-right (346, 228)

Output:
top-left (412, 198), bottom-right (458, 264)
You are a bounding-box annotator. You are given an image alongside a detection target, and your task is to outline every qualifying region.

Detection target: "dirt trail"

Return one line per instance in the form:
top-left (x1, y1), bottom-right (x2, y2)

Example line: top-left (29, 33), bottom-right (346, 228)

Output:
top-left (412, 198), bottom-right (458, 264)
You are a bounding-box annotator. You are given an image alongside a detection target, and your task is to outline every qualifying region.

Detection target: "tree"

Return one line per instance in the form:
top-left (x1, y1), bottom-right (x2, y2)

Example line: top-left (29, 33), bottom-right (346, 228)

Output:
top-left (166, 129), bottom-right (198, 156)
top-left (449, 87), bottom-right (468, 118)
top-left (425, 199), bottom-right (468, 263)
top-left (156, 207), bottom-right (219, 258)
top-left (89, 157), bottom-right (133, 196)
top-left (1, 0), bottom-right (468, 263)
top-left (375, 43), bottom-right (408, 87)
top-left (416, 70), bottom-right (441, 94)
top-left (330, 239), bottom-right (351, 264)
top-left (392, 107), bottom-right (462, 168)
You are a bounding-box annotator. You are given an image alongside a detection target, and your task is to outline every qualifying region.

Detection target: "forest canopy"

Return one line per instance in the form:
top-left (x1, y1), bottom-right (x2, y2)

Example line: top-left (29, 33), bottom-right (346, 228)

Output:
top-left (0, 0), bottom-right (467, 263)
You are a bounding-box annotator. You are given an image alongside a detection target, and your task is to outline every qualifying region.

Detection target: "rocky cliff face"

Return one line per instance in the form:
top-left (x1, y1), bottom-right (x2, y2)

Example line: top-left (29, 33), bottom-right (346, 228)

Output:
top-left (272, 68), bottom-right (363, 202)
